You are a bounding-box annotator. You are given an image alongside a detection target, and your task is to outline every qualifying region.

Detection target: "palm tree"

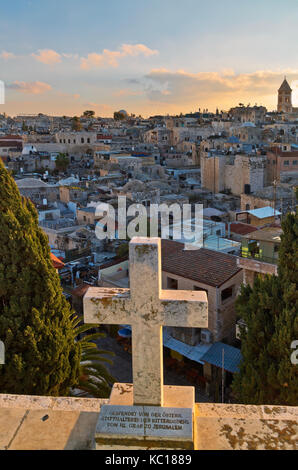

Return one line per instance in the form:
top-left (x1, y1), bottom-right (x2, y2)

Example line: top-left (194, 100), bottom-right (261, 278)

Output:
top-left (71, 315), bottom-right (115, 398)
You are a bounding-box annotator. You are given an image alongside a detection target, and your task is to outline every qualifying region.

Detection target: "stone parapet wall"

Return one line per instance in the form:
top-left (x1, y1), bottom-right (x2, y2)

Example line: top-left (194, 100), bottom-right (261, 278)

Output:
top-left (195, 403), bottom-right (297, 450)
top-left (0, 394), bottom-right (296, 450)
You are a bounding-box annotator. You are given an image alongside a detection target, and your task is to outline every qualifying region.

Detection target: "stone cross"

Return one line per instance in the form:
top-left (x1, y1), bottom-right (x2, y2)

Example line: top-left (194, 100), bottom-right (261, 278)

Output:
top-left (84, 237), bottom-right (208, 407)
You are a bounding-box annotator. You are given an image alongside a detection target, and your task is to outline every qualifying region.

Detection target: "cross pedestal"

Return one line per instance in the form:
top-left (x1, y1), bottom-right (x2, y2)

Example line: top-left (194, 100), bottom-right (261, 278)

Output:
top-left (83, 237), bottom-right (208, 449)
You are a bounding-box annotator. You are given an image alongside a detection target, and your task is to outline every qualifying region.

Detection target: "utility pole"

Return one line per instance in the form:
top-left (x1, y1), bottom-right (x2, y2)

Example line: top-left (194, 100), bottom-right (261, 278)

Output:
top-left (221, 348), bottom-right (225, 404)
top-left (273, 178), bottom-right (277, 219)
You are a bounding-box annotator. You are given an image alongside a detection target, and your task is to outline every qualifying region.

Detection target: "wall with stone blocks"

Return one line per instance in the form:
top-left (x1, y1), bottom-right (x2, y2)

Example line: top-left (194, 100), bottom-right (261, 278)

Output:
top-left (0, 394), bottom-right (296, 450)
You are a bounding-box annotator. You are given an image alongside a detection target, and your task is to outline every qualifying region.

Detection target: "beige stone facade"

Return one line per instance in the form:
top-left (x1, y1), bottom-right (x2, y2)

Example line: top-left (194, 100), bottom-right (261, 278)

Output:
top-left (201, 152), bottom-right (266, 195)
top-left (162, 269), bottom-right (243, 344)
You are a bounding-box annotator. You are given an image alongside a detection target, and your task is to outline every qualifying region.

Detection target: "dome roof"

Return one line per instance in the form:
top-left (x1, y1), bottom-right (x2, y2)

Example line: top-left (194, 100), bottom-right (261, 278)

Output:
top-left (241, 122), bottom-right (256, 128)
top-left (118, 109), bottom-right (128, 116)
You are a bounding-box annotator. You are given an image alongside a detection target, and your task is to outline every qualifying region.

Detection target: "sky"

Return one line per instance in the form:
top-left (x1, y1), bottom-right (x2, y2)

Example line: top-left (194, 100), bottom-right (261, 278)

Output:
top-left (1, 0), bottom-right (298, 117)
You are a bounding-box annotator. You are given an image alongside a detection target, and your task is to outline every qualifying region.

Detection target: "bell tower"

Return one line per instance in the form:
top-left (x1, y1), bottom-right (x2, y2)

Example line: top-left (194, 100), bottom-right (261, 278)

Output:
top-left (278, 77), bottom-right (292, 113)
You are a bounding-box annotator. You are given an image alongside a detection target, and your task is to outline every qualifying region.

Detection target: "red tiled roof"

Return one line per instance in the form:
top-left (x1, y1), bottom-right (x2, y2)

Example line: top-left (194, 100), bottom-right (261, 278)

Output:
top-left (161, 239), bottom-right (241, 288)
top-left (0, 135), bottom-right (23, 140)
top-left (0, 141), bottom-right (22, 148)
top-left (71, 283), bottom-right (90, 297)
top-left (226, 222), bottom-right (257, 236)
top-left (50, 253), bottom-right (65, 270)
top-left (99, 256), bottom-right (128, 270)
top-left (97, 134), bottom-right (112, 140)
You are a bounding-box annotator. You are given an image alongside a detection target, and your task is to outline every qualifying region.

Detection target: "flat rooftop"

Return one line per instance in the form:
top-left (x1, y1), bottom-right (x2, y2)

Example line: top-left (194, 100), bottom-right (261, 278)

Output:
top-left (243, 227), bottom-right (283, 243)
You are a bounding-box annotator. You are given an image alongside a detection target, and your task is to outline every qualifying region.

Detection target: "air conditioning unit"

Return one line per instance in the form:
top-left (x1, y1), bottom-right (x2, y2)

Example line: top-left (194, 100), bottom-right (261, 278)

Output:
top-left (201, 329), bottom-right (211, 344)
top-left (236, 319), bottom-right (247, 340)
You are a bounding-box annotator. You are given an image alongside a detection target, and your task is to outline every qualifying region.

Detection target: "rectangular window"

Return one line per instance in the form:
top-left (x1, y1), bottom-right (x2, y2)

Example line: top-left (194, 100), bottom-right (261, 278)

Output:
top-left (293, 160), bottom-right (298, 165)
top-left (167, 277), bottom-right (178, 289)
top-left (221, 286), bottom-right (234, 302)
top-left (284, 160), bottom-right (289, 166)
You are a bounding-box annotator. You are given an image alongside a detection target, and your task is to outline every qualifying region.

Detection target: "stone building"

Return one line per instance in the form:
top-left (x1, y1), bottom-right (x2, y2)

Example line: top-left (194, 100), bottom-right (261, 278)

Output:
top-left (15, 178), bottom-right (59, 205)
top-left (229, 122), bottom-right (262, 143)
top-left (59, 185), bottom-right (88, 204)
top-left (240, 184), bottom-right (296, 214)
top-left (161, 239), bottom-right (243, 345)
top-left (229, 105), bottom-right (267, 125)
top-left (266, 146), bottom-right (298, 185)
top-left (55, 131), bottom-right (97, 146)
top-left (277, 78), bottom-right (292, 113)
top-left (201, 150), bottom-right (266, 196)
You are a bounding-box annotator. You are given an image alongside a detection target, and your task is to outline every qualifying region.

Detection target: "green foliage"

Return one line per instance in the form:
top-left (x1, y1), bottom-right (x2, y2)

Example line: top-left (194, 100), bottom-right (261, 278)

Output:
top-left (116, 243), bottom-right (129, 258)
top-left (71, 116), bottom-right (82, 131)
top-left (82, 110), bottom-right (95, 119)
top-left (71, 318), bottom-right (115, 398)
top-left (113, 111), bottom-right (126, 121)
top-left (0, 160), bottom-right (81, 396)
top-left (232, 212), bottom-right (298, 405)
top-left (55, 153), bottom-right (69, 172)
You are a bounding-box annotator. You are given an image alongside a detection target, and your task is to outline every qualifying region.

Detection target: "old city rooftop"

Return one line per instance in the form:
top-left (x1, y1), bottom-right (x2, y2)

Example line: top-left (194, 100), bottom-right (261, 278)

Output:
top-left (161, 240), bottom-right (241, 288)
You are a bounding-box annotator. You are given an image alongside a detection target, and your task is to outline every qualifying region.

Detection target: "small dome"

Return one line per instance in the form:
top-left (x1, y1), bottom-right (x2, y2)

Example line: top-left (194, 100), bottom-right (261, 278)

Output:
top-left (118, 109), bottom-right (128, 116)
top-left (241, 122), bottom-right (256, 128)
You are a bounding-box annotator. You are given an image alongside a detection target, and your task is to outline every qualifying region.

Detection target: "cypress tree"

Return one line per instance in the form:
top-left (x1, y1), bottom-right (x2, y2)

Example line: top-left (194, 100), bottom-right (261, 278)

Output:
top-left (233, 212), bottom-right (298, 405)
top-left (0, 160), bottom-right (81, 395)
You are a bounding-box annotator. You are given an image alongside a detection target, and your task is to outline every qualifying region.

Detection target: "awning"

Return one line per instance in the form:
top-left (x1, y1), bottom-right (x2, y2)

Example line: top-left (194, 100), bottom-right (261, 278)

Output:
top-left (163, 329), bottom-right (212, 365)
top-left (200, 342), bottom-right (242, 373)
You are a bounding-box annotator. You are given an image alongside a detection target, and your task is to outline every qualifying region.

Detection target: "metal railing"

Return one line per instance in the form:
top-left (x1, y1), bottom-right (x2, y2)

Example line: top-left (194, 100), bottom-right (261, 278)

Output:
top-left (240, 250), bottom-right (278, 265)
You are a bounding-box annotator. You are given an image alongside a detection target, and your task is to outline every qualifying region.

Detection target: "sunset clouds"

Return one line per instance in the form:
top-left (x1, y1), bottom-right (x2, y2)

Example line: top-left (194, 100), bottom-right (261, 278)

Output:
top-left (31, 49), bottom-right (62, 65)
top-left (9, 81), bottom-right (52, 94)
top-left (0, 51), bottom-right (15, 60)
top-left (136, 68), bottom-right (298, 110)
top-left (80, 44), bottom-right (158, 70)
top-left (1, 0), bottom-right (298, 116)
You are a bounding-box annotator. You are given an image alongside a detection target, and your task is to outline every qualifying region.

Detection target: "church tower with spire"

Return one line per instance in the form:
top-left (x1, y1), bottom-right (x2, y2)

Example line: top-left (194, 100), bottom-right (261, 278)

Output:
top-left (277, 77), bottom-right (292, 113)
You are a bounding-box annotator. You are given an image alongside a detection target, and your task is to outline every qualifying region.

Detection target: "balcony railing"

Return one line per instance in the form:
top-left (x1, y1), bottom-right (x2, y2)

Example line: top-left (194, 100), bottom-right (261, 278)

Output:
top-left (240, 250), bottom-right (278, 265)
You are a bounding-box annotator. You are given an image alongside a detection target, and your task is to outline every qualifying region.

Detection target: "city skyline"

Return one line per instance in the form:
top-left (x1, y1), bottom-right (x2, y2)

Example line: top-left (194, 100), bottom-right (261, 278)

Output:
top-left (1, 0), bottom-right (298, 116)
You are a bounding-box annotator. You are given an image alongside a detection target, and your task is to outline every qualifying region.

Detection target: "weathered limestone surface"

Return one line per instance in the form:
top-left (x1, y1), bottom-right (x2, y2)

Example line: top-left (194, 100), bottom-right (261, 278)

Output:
top-left (84, 237), bottom-right (208, 407)
top-left (0, 394), bottom-right (296, 450)
top-left (0, 394), bottom-right (108, 450)
top-left (195, 403), bottom-right (298, 450)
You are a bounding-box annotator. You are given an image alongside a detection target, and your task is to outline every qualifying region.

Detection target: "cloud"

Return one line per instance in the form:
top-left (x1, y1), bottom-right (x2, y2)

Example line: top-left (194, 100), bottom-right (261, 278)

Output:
top-left (80, 43), bottom-right (158, 70)
top-left (137, 68), bottom-right (298, 109)
top-left (32, 49), bottom-right (62, 65)
top-left (83, 102), bottom-right (113, 113)
top-left (9, 81), bottom-right (52, 94)
top-left (0, 51), bottom-right (16, 59)
top-left (62, 53), bottom-right (79, 60)
top-left (112, 89), bottom-right (144, 97)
